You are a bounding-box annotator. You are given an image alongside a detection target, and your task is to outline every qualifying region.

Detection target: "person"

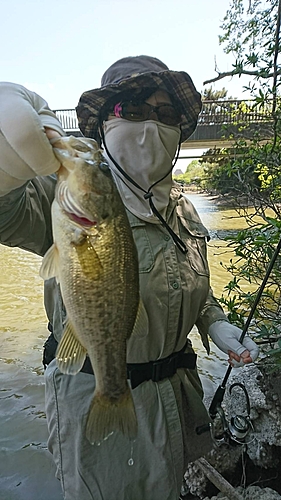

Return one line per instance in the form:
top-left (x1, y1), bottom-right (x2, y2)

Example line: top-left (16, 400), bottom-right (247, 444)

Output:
top-left (0, 57), bottom-right (259, 500)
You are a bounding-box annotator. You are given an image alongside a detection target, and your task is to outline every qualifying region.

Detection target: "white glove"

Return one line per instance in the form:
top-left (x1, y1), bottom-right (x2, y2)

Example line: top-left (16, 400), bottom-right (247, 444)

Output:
top-left (0, 82), bottom-right (65, 196)
top-left (208, 321), bottom-right (259, 367)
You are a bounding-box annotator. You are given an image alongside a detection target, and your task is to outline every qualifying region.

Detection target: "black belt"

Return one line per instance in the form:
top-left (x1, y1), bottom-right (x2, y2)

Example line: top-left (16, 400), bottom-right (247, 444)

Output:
top-left (127, 346), bottom-right (197, 389)
top-left (44, 332), bottom-right (197, 390)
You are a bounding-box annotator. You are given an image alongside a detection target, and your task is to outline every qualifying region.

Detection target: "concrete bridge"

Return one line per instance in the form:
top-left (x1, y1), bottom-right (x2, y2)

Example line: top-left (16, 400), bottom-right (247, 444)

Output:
top-left (54, 99), bottom-right (273, 150)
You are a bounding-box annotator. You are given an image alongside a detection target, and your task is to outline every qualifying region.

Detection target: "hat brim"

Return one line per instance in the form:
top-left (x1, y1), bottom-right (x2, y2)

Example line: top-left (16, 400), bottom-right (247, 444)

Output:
top-left (76, 70), bottom-right (202, 144)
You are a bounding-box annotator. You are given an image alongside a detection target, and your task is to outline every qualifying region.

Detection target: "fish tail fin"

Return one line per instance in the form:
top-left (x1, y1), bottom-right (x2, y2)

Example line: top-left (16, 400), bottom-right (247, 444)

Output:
top-left (86, 387), bottom-right (137, 444)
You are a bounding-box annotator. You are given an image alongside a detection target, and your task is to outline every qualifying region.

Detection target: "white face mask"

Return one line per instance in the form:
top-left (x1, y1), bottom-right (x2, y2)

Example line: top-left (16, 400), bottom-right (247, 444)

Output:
top-left (102, 118), bottom-right (180, 222)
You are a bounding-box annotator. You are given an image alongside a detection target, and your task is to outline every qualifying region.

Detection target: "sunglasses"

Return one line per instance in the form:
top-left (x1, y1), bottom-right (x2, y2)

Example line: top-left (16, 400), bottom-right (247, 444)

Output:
top-left (113, 100), bottom-right (182, 126)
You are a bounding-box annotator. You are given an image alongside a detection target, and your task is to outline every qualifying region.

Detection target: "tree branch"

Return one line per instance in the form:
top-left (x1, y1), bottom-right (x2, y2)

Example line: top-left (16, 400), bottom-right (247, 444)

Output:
top-left (272, 0), bottom-right (281, 115)
top-left (269, 0), bottom-right (281, 150)
top-left (203, 68), bottom-right (281, 86)
top-left (197, 458), bottom-right (243, 500)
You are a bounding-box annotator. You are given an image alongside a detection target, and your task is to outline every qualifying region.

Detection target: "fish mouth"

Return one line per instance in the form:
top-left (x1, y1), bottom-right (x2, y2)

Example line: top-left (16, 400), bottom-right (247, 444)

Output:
top-left (57, 182), bottom-right (97, 227)
top-left (68, 213), bottom-right (97, 227)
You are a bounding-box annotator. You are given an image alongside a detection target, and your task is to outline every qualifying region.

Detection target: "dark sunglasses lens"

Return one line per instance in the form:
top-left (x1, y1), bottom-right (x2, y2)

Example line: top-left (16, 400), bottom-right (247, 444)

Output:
top-left (120, 101), bottom-right (181, 125)
top-left (121, 102), bottom-right (149, 121)
top-left (157, 105), bottom-right (182, 126)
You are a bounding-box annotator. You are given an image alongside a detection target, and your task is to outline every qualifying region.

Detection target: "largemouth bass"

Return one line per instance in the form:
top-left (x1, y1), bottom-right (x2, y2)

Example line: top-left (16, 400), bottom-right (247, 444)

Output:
top-left (40, 136), bottom-right (140, 444)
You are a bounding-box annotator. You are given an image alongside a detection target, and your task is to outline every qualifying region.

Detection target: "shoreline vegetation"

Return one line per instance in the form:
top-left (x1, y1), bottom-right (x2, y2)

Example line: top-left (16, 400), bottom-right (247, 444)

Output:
top-left (180, 185), bottom-right (256, 208)
top-left (180, 187), bottom-right (281, 500)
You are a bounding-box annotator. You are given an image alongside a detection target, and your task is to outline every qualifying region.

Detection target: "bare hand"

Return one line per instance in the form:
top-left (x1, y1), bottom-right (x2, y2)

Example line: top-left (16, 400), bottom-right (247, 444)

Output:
top-left (228, 349), bottom-right (252, 367)
top-left (44, 127), bottom-right (62, 141)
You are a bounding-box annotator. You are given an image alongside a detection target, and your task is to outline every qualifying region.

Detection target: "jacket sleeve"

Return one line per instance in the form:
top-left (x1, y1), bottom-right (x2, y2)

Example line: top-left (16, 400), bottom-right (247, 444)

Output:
top-left (195, 288), bottom-right (229, 353)
top-left (0, 82), bottom-right (65, 196)
top-left (0, 175), bottom-right (56, 256)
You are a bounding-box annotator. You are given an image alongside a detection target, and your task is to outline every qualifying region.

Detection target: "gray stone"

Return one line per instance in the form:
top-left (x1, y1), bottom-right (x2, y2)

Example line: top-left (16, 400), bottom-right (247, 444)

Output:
top-left (203, 485), bottom-right (281, 499)
top-left (184, 362), bottom-right (281, 498)
top-left (222, 364), bottom-right (281, 467)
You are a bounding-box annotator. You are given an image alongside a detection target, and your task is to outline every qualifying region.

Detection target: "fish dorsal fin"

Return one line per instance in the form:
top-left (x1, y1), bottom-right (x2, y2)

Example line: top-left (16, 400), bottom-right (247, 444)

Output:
top-left (56, 320), bottom-right (87, 375)
top-left (131, 299), bottom-right (149, 339)
top-left (40, 244), bottom-right (60, 282)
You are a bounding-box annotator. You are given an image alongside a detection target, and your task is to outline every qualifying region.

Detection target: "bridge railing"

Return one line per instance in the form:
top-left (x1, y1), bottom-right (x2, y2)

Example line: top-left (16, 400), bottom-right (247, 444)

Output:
top-left (54, 109), bottom-right (78, 130)
top-left (198, 99), bottom-right (272, 125)
top-left (54, 99), bottom-right (273, 131)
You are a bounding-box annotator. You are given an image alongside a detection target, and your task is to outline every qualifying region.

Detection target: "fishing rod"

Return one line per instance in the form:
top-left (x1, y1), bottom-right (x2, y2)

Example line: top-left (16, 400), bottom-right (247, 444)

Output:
top-left (196, 234), bottom-right (281, 437)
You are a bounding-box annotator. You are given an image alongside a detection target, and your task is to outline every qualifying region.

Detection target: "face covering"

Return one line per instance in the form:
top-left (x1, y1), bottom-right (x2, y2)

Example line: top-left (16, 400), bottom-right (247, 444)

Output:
top-left (102, 118), bottom-right (180, 222)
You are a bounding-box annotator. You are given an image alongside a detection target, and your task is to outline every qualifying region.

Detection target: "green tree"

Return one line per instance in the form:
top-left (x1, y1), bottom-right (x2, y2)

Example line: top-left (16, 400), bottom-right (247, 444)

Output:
top-left (204, 0), bottom-right (281, 364)
top-left (205, 0), bottom-right (281, 97)
top-left (202, 86), bottom-right (235, 100)
top-left (173, 159), bottom-right (215, 190)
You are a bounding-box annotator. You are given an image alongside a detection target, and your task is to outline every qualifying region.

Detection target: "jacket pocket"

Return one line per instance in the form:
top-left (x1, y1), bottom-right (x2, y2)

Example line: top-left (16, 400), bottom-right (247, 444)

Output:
top-left (130, 220), bottom-right (155, 273)
top-left (179, 217), bottom-right (210, 277)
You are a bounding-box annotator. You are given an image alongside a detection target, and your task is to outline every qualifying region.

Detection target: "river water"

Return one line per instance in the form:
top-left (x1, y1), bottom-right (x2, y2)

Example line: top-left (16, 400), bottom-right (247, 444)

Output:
top-left (0, 193), bottom-right (248, 500)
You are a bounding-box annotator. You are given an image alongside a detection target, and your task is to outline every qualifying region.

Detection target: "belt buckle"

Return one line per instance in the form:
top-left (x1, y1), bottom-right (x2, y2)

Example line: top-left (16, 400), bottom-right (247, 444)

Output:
top-left (152, 360), bottom-right (163, 382)
top-left (152, 354), bottom-right (177, 383)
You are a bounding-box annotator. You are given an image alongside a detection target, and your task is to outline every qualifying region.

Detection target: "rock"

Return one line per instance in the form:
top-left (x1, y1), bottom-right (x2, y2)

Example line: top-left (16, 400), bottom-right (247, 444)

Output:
top-left (223, 364), bottom-right (281, 468)
top-left (203, 485), bottom-right (281, 499)
top-left (184, 361), bottom-right (281, 498)
top-left (183, 447), bottom-right (242, 498)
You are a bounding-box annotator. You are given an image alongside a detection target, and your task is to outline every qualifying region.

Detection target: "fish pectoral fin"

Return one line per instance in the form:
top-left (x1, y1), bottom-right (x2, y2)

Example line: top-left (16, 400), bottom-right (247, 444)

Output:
top-left (76, 237), bottom-right (103, 280)
top-left (39, 244), bottom-right (60, 282)
top-left (56, 321), bottom-right (87, 375)
top-left (131, 299), bottom-right (149, 339)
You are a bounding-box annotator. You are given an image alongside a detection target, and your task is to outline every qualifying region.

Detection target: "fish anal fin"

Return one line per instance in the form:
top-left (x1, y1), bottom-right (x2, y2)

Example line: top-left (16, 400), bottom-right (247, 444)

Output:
top-left (86, 387), bottom-right (138, 444)
top-left (56, 320), bottom-right (87, 375)
top-left (40, 244), bottom-right (60, 282)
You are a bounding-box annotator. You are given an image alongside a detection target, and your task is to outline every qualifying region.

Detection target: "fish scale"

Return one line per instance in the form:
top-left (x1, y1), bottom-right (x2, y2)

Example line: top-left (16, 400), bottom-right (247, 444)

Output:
top-left (40, 135), bottom-right (140, 444)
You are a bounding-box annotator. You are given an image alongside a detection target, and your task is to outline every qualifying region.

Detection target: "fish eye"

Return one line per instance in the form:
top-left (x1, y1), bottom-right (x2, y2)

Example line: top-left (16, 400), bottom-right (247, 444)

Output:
top-left (98, 161), bottom-right (110, 174)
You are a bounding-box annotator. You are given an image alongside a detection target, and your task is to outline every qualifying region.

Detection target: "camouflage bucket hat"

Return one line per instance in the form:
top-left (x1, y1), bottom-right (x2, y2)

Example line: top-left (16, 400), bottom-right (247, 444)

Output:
top-left (76, 55), bottom-right (202, 144)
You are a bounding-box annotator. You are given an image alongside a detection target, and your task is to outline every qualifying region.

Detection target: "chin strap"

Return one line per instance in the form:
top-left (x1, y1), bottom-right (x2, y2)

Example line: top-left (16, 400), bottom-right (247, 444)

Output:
top-left (100, 127), bottom-right (187, 254)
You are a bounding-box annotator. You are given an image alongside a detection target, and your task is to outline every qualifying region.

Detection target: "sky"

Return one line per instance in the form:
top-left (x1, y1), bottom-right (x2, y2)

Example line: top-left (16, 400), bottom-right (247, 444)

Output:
top-left (0, 0), bottom-right (254, 169)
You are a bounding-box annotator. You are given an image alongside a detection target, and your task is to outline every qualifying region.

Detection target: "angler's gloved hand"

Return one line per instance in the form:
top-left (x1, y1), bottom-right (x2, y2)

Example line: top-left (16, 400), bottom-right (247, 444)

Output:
top-left (208, 320), bottom-right (259, 368)
top-left (0, 82), bottom-right (65, 196)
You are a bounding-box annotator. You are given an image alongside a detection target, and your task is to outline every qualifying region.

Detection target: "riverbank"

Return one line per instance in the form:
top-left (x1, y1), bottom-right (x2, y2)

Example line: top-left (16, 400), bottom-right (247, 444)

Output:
top-left (181, 190), bottom-right (281, 499)
top-left (182, 362), bottom-right (281, 500)
top-left (182, 187), bottom-right (255, 208)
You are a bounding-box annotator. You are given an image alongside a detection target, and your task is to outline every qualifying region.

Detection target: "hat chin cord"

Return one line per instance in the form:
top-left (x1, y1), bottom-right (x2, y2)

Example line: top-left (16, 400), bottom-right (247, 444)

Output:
top-left (100, 126), bottom-right (187, 254)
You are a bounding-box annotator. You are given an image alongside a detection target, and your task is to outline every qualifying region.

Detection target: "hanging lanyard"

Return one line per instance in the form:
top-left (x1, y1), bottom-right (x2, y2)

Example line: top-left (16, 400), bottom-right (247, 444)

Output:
top-left (100, 128), bottom-right (188, 254)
